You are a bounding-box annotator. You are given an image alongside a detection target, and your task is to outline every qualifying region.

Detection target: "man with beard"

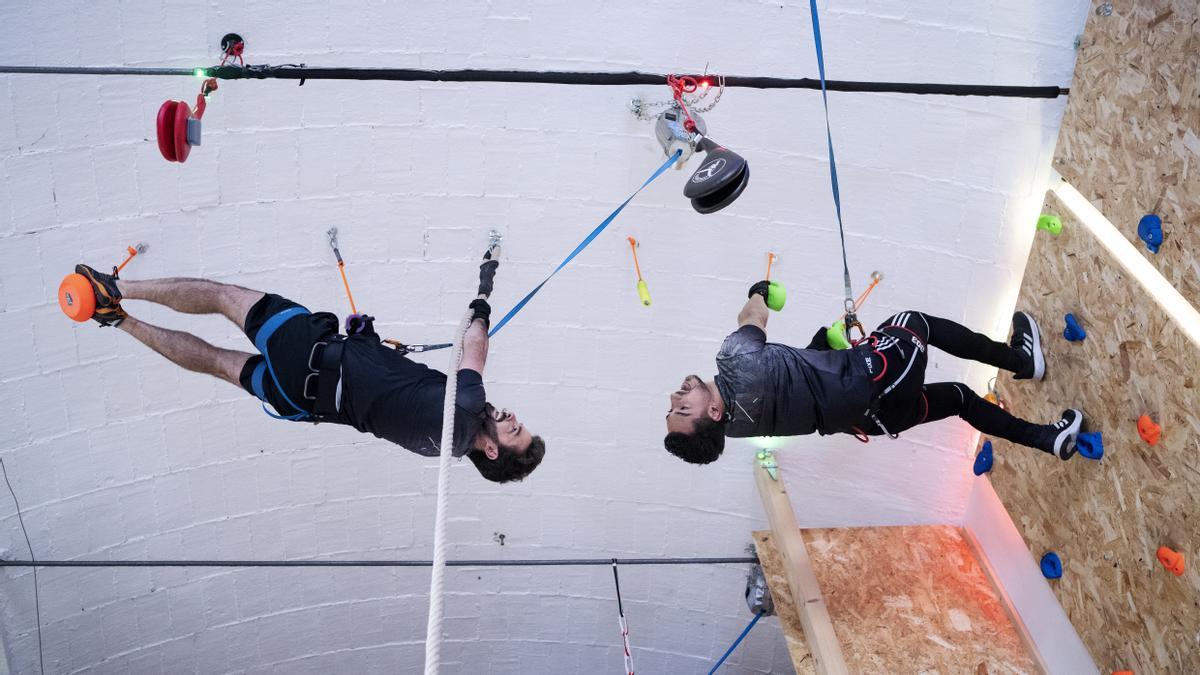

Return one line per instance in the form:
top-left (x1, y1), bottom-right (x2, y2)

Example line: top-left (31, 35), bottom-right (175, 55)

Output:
top-left (70, 256), bottom-right (545, 484)
top-left (664, 281), bottom-right (1083, 464)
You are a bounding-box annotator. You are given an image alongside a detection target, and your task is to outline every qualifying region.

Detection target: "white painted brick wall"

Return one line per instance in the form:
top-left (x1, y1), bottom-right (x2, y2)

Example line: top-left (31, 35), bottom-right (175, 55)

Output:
top-left (0, 0), bottom-right (1088, 672)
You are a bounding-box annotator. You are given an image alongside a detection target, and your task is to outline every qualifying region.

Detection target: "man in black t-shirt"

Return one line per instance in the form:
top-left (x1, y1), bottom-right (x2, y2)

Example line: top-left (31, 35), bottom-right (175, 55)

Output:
top-left (664, 281), bottom-right (1085, 464)
top-left (72, 262), bottom-right (545, 484)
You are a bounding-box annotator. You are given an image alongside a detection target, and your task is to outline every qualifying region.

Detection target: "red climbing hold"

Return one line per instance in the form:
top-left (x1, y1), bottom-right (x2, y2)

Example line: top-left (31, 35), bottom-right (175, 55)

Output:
top-left (1157, 546), bottom-right (1184, 576)
top-left (1137, 415), bottom-right (1161, 446)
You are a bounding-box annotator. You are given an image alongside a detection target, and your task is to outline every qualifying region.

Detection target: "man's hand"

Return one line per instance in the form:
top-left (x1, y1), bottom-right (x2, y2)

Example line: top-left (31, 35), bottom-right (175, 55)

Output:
top-left (748, 280), bottom-right (771, 301)
top-left (477, 259), bottom-right (500, 297)
top-left (806, 326), bottom-right (833, 351)
top-left (469, 298), bottom-right (492, 329)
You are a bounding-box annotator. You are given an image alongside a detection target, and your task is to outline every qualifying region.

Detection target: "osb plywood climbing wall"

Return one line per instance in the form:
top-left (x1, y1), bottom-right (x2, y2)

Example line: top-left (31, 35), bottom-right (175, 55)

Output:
top-left (754, 526), bottom-right (1035, 674)
top-left (992, 193), bottom-right (1200, 672)
top-left (1055, 0), bottom-right (1199, 301)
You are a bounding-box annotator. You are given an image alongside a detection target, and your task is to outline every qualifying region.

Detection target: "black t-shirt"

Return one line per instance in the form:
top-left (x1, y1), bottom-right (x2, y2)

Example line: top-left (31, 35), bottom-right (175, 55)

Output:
top-left (714, 325), bottom-right (875, 437)
top-left (330, 336), bottom-right (488, 457)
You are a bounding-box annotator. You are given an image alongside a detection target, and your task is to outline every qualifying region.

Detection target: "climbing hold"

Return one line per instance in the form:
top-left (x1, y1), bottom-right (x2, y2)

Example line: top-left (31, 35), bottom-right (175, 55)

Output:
top-left (826, 321), bottom-right (851, 350)
top-left (1037, 214), bottom-right (1063, 236)
top-left (1040, 552), bottom-right (1063, 579)
top-left (57, 273), bottom-right (96, 322)
top-left (1156, 546), bottom-right (1185, 576)
top-left (684, 136), bottom-right (750, 214)
top-left (766, 282), bottom-right (786, 312)
top-left (1137, 214), bottom-right (1163, 254)
top-left (636, 279), bottom-right (652, 306)
top-left (973, 440), bottom-right (994, 476)
top-left (1137, 415), bottom-right (1161, 446)
top-left (1076, 432), bottom-right (1104, 460)
top-left (1063, 313), bottom-right (1087, 342)
top-left (627, 237), bottom-right (651, 306)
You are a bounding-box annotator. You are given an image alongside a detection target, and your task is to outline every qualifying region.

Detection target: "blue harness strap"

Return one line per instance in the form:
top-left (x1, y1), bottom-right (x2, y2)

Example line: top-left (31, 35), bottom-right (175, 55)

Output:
top-left (252, 306), bottom-right (312, 421)
top-left (487, 149), bottom-right (681, 337)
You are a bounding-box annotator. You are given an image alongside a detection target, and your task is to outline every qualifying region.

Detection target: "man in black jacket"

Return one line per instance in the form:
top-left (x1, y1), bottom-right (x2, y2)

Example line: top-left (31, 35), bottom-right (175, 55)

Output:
top-left (664, 281), bottom-right (1083, 464)
top-left (72, 260), bottom-right (544, 484)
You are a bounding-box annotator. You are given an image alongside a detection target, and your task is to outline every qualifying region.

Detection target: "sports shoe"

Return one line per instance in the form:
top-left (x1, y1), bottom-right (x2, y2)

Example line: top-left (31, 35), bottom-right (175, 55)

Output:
top-left (75, 264), bottom-right (127, 327)
top-left (1010, 311), bottom-right (1045, 380)
top-left (1044, 409), bottom-right (1083, 460)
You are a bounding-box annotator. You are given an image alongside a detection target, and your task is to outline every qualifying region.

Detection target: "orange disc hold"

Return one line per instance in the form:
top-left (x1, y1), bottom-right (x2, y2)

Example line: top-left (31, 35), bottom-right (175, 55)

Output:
top-left (1157, 546), bottom-right (1185, 576)
top-left (58, 273), bottom-right (96, 322)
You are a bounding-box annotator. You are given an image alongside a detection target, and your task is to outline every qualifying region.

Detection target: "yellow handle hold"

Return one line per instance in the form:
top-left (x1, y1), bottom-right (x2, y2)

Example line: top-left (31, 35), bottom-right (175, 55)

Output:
top-left (636, 279), bottom-right (652, 306)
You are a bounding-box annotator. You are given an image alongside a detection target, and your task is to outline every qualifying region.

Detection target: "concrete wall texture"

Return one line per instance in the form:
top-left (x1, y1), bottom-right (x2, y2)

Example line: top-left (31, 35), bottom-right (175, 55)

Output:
top-left (0, 1), bottom-right (1088, 672)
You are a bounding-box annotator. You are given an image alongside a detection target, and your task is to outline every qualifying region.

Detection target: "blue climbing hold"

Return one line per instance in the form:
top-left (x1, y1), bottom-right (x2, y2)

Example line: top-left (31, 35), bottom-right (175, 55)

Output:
top-left (973, 440), bottom-right (994, 476)
top-left (1040, 552), bottom-right (1063, 579)
top-left (1076, 431), bottom-right (1104, 460)
top-left (1063, 313), bottom-right (1087, 342)
top-left (1137, 214), bottom-right (1163, 254)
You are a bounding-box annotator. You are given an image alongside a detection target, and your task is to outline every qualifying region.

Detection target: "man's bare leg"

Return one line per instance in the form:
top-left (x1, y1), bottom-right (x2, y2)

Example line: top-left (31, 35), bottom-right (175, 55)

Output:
top-left (119, 315), bottom-right (254, 387)
top-left (119, 278), bottom-right (265, 331)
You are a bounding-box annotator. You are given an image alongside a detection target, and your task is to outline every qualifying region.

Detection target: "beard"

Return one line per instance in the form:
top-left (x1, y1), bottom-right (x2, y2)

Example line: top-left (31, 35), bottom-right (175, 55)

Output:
top-left (477, 404), bottom-right (500, 445)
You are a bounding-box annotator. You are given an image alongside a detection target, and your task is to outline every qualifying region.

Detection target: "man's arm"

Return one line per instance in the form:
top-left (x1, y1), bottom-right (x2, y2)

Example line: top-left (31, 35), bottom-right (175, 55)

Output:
top-left (459, 317), bottom-right (488, 373)
top-left (738, 295), bottom-right (769, 332)
top-left (459, 299), bottom-right (491, 374)
top-left (739, 282), bottom-right (770, 333)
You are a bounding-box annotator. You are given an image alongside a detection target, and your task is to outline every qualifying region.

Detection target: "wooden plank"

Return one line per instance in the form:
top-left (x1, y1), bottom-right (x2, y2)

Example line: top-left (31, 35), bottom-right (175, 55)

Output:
top-left (752, 531), bottom-right (816, 674)
top-left (754, 462), bottom-right (849, 675)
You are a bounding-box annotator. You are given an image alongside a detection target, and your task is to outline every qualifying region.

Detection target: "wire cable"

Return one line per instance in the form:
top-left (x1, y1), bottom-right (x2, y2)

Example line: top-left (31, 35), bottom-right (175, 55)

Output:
top-left (0, 556), bottom-right (757, 568)
top-left (0, 65), bottom-right (1068, 98)
top-left (1, 458), bottom-right (45, 675)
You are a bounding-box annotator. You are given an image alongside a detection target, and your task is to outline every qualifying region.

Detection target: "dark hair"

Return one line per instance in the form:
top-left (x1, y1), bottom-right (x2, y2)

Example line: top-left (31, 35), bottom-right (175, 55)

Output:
top-left (663, 417), bottom-right (726, 464)
top-left (467, 435), bottom-right (546, 483)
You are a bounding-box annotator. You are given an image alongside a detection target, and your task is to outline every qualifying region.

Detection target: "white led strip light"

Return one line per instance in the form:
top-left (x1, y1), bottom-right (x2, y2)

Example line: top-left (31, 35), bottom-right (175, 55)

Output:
top-left (1047, 171), bottom-right (1200, 351)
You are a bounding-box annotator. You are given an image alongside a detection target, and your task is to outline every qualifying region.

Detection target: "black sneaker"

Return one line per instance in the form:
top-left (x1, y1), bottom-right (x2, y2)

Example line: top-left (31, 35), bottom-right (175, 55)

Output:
top-left (75, 264), bottom-right (127, 327)
top-left (1010, 311), bottom-right (1044, 380)
top-left (1046, 409), bottom-right (1083, 460)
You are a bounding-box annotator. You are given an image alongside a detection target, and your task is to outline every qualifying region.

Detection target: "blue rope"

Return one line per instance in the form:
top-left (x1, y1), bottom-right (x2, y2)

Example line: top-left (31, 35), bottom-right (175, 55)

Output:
top-left (487, 149), bottom-right (682, 337)
top-left (808, 0), bottom-right (856, 312)
top-left (708, 611), bottom-right (765, 674)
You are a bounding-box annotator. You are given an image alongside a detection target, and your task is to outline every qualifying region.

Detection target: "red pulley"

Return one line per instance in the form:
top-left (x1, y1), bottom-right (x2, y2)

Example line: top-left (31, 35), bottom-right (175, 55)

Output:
top-left (156, 79), bottom-right (214, 163)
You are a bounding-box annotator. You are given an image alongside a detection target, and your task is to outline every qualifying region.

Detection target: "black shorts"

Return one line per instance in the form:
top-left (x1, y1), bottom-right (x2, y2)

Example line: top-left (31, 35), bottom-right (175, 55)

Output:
top-left (237, 294), bottom-right (340, 416)
top-left (861, 311), bottom-right (930, 435)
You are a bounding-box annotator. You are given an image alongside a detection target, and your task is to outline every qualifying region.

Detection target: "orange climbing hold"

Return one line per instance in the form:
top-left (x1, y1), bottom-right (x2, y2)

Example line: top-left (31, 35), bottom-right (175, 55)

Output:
top-left (1156, 546), bottom-right (1185, 576)
top-left (57, 273), bottom-right (97, 322)
top-left (1137, 415), bottom-right (1161, 446)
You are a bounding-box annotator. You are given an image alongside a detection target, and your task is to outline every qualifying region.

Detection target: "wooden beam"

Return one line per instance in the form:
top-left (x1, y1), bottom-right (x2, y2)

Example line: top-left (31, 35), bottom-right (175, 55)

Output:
top-left (754, 460), bottom-right (849, 675)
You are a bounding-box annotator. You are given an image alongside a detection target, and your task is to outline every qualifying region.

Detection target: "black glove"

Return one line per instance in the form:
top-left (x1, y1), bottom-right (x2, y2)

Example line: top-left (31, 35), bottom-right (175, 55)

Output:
top-left (748, 280), bottom-right (771, 301)
top-left (806, 326), bottom-right (833, 351)
top-left (477, 259), bottom-right (500, 297)
top-left (345, 313), bottom-right (376, 337)
top-left (469, 299), bottom-right (492, 328)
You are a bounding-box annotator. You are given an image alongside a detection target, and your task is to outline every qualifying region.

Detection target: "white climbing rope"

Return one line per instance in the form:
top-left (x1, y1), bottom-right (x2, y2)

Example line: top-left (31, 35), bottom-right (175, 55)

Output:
top-left (423, 305), bottom-right (473, 674)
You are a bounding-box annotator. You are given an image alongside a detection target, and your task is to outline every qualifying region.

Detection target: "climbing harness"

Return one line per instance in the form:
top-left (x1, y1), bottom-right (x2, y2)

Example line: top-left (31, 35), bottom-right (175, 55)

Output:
top-left (611, 560), bottom-right (636, 675)
top-left (807, 0), bottom-right (862, 343)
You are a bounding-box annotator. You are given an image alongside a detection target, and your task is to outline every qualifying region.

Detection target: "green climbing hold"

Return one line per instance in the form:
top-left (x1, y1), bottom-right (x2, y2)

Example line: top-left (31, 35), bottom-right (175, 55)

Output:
top-left (1037, 214), bottom-right (1063, 236)
top-left (826, 321), bottom-right (852, 350)
top-left (766, 281), bottom-right (787, 312)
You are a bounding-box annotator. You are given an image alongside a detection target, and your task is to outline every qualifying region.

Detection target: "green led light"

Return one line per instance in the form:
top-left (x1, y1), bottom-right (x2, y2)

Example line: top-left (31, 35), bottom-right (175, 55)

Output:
top-left (193, 68), bottom-right (206, 78)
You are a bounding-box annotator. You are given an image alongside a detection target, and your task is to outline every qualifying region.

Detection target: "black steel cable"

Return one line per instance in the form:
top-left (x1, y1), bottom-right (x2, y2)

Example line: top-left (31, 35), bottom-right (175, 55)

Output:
top-left (0, 556), bottom-right (756, 568)
top-left (1, 459), bottom-right (45, 675)
top-left (0, 65), bottom-right (1068, 98)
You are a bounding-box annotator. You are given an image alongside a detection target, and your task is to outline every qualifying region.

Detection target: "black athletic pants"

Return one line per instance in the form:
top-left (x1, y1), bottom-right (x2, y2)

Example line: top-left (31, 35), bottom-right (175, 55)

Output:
top-left (861, 311), bottom-right (1046, 449)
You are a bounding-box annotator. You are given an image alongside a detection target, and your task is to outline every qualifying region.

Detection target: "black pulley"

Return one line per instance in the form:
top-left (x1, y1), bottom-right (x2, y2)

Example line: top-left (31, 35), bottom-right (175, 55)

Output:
top-left (683, 137), bottom-right (750, 214)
